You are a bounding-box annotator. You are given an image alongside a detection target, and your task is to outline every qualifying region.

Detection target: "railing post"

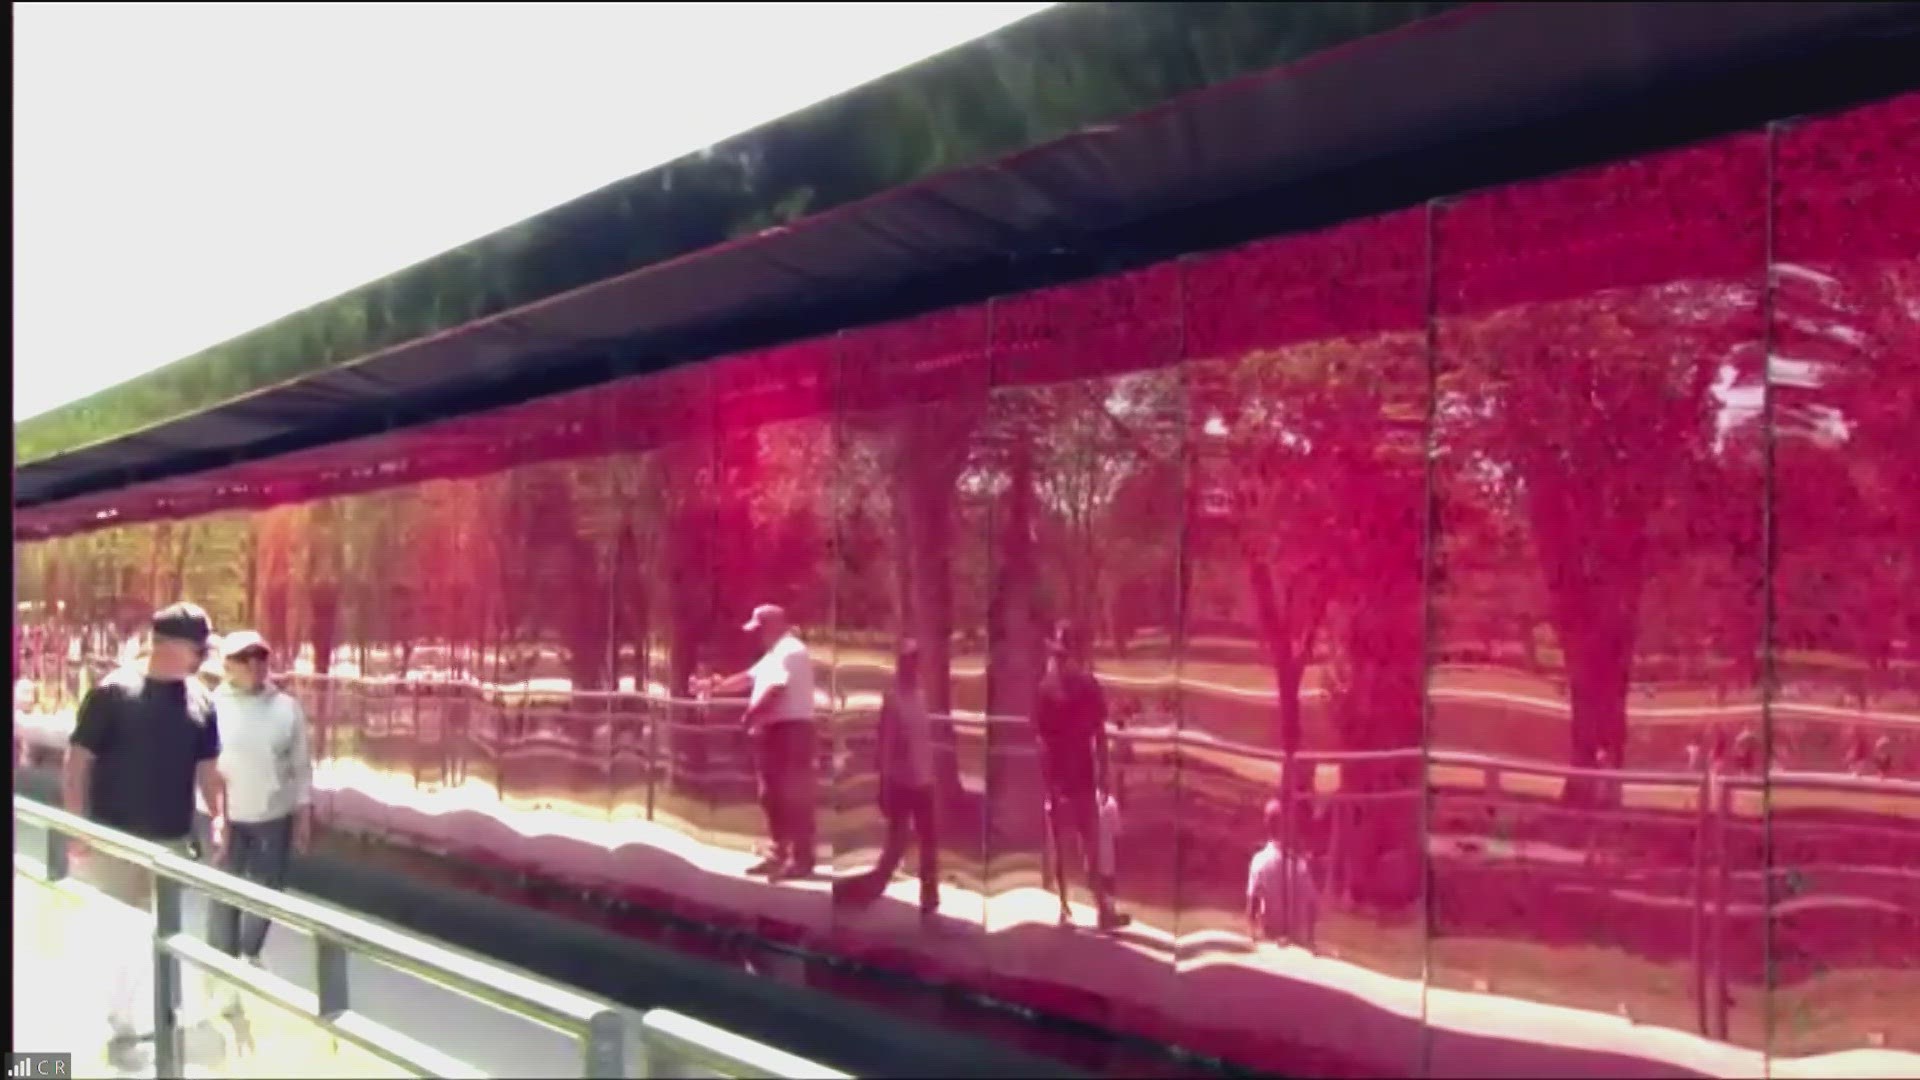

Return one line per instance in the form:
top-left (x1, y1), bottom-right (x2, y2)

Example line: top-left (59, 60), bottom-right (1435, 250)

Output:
top-left (316, 938), bottom-right (351, 1017)
top-left (582, 1008), bottom-right (628, 1078)
top-left (640, 1031), bottom-right (685, 1080)
top-left (1691, 763), bottom-right (1711, 1037)
top-left (644, 706), bottom-right (659, 823)
top-left (152, 870), bottom-right (184, 1079)
top-left (1711, 777), bottom-right (1733, 1042)
top-left (43, 823), bottom-right (69, 882)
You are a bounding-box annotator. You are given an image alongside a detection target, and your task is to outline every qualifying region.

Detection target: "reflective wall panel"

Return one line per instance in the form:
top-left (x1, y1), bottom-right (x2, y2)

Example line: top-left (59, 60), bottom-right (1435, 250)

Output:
top-left (829, 306), bottom-right (996, 980)
top-left (1768, 94), bottom-right (1920, 1065)
top-left (599, 364), bottom-right (725, 919)
top-left (1177, 209), bottom-right (1431, 1076)
top-left (981, 263), bottom-right (1186, 1036)
top-left (1430, 133), bottom-right (1770, 1076)
top-left (473, 390), bottom-right (618, 887)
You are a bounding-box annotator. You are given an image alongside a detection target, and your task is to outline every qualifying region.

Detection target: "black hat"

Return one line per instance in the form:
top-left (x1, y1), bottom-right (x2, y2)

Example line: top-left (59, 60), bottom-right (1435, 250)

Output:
top-left (151, 602), bottom-right (213, 646)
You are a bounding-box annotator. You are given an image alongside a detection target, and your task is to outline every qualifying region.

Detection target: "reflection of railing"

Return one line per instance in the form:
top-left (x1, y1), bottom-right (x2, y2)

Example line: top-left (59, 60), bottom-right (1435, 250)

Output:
top-left (12, 795), bottom-right (848, 1079)
top-left (24, 681), bottom-right (1920, 807)
top-left (25, 671), bottom-right (1920, 803)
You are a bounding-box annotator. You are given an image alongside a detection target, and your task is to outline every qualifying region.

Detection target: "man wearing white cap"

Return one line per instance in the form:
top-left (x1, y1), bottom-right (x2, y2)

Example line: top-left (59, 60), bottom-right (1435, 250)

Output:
top-left (702, 605), bottom-right (818, 880)
top-left (204, 630), bottom-right (313, 973)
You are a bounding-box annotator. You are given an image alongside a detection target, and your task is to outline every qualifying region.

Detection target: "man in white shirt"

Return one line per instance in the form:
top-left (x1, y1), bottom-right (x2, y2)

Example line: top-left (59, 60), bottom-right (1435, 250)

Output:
top-left (705, 605), bottom-right (818, 880)
top-left (204, 631), bottom-right (313, 966)
top-left (1246, 798), bottom-right (1317, 951)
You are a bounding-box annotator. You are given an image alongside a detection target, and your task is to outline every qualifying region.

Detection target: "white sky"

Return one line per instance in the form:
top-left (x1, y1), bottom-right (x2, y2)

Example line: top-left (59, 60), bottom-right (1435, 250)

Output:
top-left (11, 1), bottom-right (1053, 423)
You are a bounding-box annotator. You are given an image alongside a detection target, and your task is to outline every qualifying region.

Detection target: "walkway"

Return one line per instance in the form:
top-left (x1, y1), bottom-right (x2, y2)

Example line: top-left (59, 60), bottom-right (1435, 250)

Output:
top-left (14, 821), bottom-right (583, 1079)
top-left (13, 872), bottom-right (398, 1079)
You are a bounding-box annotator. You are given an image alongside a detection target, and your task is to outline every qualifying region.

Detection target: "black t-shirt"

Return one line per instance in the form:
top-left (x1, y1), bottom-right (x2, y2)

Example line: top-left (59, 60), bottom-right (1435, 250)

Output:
top-left (70, 668), bottom-right (221, 841)
top-left (1032, 669), bottom-right (1107, 796)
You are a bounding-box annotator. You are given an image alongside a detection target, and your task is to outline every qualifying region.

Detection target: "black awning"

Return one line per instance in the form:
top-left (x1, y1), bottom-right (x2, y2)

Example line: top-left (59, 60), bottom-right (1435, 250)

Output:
top-left (16, 0), bottom-right (1920, 513)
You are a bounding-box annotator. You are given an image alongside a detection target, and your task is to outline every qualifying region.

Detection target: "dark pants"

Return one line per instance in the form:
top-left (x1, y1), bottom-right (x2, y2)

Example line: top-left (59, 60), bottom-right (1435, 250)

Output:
top-left (207, 816), bottom-right (294, 959)
top-left (1044, 784), bottom-right (1114, 910)
top-left (834, 783), bottom-right (939, 910)
top-left (757, 720), bottom-right (817, 870)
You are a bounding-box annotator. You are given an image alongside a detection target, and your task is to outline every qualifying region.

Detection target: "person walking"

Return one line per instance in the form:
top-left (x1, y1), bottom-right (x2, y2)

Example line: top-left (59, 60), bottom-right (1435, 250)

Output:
top-left (204, 631), bottom-right (313, 977)
top-left (832, 639), bottom-right (940, 918)
top-left (63, 602), bottom-right (227, 1071)
top-left (1032, 622), bottom-right (1129, 932)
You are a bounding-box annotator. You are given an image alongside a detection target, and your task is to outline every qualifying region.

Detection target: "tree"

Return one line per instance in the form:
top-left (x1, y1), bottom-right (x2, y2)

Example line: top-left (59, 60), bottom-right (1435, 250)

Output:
top-left (18, 3), bottom-right (1459, 465)
top-left (1440, 280), bottom-right (1759, 795)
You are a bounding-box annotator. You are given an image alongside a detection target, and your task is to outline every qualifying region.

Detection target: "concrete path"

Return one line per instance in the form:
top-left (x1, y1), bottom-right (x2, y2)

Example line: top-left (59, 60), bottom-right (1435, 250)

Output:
top-left (12, 845), bottom-right (580, 1079)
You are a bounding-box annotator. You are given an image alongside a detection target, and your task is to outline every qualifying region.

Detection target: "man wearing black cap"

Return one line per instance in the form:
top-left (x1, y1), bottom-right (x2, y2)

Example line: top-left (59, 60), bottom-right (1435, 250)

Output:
top-left (63, 601), bottom-right (228, 1067)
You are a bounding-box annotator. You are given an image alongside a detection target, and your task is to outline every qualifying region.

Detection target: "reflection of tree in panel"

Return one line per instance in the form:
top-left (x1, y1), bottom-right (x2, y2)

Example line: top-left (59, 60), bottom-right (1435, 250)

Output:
top-left (661, 442), bottom-right (720, 696)
top-left (179, 514), bottom-right (256, 632)
top-left (70, 524), bottom-right (157, 646)
top-left (303, 500), bottom-right (346, 676)
top-left (979, 396), bottom-right (1046, 721)
top-left (606, 450), bottom-right (678, 692)
top-left (256, 507), bottom-right (300, 665)
top-left (1194, 333), bottom-right (1426, 903)
top-left (328, 490), bottom-right (405, 677)
top-left (837, 310), bottom-right (996, 734)
top-left (1028, 374), bottom-right (1183, 657)
top-left (494, 461), bottom-right (618, 692)
top-left (150, 521), bottom-right (197, 606)
top-left (1772, 260), bottom-right (1920, 739)
top-left (885, 393), bottom-right (989, 723)
top-left (725, 421), bottom-right (835, 632)
top-left (604, 438), bottom-right (719, 776)
top-left (1442, 282), bottom-right (1756, 793)
top-left (830, 429), bottom-right (892, 638)
top-left (840, 391), bottom-right (991, 796)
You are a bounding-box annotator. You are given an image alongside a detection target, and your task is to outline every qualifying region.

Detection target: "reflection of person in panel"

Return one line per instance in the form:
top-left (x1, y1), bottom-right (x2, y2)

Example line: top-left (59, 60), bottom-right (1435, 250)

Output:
top-left (832, 638), bottom-right (940, 918)
top-left (1033, 622), bottom-right (1129, 931)
top-left (1247, 798), bottom-right (1317, 951)
top-left (63, 602), bottom-right (227, 1071)
top-left (707, 605), bottom-right (818, 880)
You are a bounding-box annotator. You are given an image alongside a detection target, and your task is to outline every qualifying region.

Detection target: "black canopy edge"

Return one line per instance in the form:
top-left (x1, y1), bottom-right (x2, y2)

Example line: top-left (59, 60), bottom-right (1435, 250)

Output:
top-left (15, 1), bottom-right (1920, 516)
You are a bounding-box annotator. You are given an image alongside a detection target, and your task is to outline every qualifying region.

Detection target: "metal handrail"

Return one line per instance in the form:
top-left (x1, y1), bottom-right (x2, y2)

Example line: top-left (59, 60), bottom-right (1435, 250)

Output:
top-left (12, 795), bottom-right (847, 1079)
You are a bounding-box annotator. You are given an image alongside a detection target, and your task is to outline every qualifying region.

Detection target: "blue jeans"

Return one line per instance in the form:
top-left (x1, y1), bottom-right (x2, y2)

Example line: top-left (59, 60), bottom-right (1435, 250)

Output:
top-left (206, 816), bottom-right (293, 959)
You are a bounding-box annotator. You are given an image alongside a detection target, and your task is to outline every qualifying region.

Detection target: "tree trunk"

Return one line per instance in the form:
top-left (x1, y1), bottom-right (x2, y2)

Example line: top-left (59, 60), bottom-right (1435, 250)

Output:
top-left (563, 532), bottom-right (612, 693)
top-left (1334, 570), bottom-right (1425, 909)
top-left (243, 532), bottom-right (260, 626)
top-left (987, 432), bottom-right (1041, 722)
top-left (1524, 450), bottom-right (1650, 809)
top-left (1559, 605), bottom-right (1636, 807)
top-left (889, 407), bottom-right (974, 797)
top-left (1245, 556), bottom-right (1321, 758)
top-left (310, 587), bottom-right (340, 677)
top-left (985, 428), bottom-right (1046, 844)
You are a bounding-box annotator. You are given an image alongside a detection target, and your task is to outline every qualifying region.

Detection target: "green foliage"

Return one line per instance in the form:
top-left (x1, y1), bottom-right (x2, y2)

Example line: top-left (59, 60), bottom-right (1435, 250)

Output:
top-left (14, 2), bottom-right (1456, 466)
